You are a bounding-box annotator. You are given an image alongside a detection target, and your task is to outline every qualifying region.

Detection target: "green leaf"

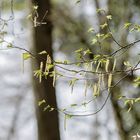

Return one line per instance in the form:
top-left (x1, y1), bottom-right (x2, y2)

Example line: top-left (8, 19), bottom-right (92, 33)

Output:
top-left (118, 95), bottom-right (126, 100)
top-left (103, 32), bottom-right (111, 40)
top-left (33, 5), bottom-right (38, 10)
top-left (133, 77), bottom-right (140, 87)
top-left (39, 50), bottom-right (47, 55)
top-left (130, 27), bottom-right (135, 32)
top-left (49, 108), bottom-right (55, 112)
top-left (43, 105), bottom-right (50, 111)
top-left (83, 49), bottom-right (92, 55)
top-left (38, 99), bottom-right (46, 106)
top-left (26, 14), bottom-right (32, 19)
top-left (96, 33), bottom-right (104, 38)
top-left (91, 38), bottom-right (97, 45)
top-left (127, 106), bottom-right (132, 112)
top-left (123, 61), bottom-right (131, 67)
top-left (96, 8), bottom-right (105, 13)
top-left (34, 69), bottom-right (42, 77)
top-left (124, 22), bottom-right (132, 29)
top-left (124, 100), bottom-right (130, 105)
top-left (106, 15), bottom-right (112, 20)
top-left (100, 22), bottom-right (108, 29)
top-left (75, 48), bottom-right (83, 53)
top-left (87, 27), bottom-right (95, 33)
top-left (23, 52), bottom-right (31, 60)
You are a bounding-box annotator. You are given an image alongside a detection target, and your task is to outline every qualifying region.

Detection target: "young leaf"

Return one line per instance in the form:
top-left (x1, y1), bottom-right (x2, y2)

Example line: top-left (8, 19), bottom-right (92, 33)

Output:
top-left (96, 8), bottom-right (105, 13)
top-left (133, 77), bottom-right (140, 87)
top-left (124, 61), bottom-right (131, 67)
top-left (38, 99), bottom-right (46, 106)
top-left (33, 5), bottom-right (38, 10)
top-left (23, 52), bottom-right (31, 60)
top-left (75, 48), bottom-right (83, 53)
top-left (96, 33), bottom-right (104, 38)
top-left (106, 15), bottom-right (112, 20)
top-left (124, 22), bottom-right (132, 29)
top-left (39, 50), bottom-right (47, 55)
top-left (49, 108), bottom-right (55, 112)
top-left (87, 27), bottom-right (95, 33)
top-left (43, 105), bottom-right (50, 111)
top-left (91, 38), bottom-right (97, 45)
top-left (100, 22), bottom-right (108, 29)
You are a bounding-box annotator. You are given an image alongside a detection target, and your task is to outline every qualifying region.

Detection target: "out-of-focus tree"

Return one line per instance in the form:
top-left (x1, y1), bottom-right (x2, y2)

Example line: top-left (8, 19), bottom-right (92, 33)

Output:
top-left (31, 0), bottom-right (60, 140)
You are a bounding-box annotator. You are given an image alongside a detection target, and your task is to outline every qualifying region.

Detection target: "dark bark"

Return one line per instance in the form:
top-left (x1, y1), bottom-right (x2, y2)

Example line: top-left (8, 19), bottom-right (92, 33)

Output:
top-left (110, 87), bottom-right (128, 140)
top-left (31, 0), bottom-right (60, 140)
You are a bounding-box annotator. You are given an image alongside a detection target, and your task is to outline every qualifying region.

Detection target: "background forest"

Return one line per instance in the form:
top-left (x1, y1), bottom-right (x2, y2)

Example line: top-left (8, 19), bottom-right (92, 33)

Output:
top-left (0, 0), bottom-right (140, 140)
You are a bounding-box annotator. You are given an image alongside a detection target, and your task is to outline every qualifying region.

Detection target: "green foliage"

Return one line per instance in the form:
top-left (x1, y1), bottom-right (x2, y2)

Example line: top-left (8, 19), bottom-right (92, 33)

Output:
top-left (133, 77), bottom-right (140, 87)
top-left (119, 96), bottom-right (140, 112)
top-left (124, 22), bottom-right (132, 29)
top-left (23, 52), bottom-right (31, 60)
top-left (123, 22), bottom-right (140, 32)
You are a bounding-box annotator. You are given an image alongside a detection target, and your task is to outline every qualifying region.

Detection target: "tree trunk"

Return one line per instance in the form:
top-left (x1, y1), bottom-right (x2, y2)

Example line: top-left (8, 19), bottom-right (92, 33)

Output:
top-left (31, 0), bottom-right (60, 140)
top-left (93, 0), bottom-right (130, 139)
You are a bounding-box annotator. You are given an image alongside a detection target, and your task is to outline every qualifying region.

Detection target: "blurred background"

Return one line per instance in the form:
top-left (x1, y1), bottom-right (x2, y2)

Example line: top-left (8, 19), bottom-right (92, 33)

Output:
top-left (0, 0), bottom-right (140, 140)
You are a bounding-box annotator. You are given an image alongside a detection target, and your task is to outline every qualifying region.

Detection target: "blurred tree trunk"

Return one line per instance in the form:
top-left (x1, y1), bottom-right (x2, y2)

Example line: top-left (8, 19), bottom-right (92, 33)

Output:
top-left (94, 0), bottom-right (130, 139)
top-left (108, 1), bottom-right (132, 140)
top-left (31, 0), bottom-right (60, 140)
